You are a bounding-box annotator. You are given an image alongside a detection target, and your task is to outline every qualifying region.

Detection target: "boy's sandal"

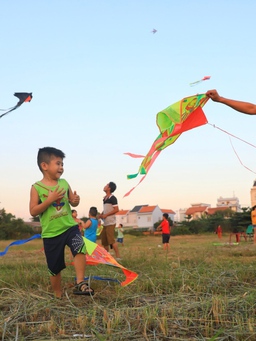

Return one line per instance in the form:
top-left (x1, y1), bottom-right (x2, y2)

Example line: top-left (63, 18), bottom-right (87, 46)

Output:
top-left (73, 281), bottom-right (94, 296)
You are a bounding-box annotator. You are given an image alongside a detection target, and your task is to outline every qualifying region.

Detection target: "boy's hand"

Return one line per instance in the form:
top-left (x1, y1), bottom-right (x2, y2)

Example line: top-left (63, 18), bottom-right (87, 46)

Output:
top-left (48, 186), bottom-right (66, 203)
top-left (69, 190), bottom-right (80, 206)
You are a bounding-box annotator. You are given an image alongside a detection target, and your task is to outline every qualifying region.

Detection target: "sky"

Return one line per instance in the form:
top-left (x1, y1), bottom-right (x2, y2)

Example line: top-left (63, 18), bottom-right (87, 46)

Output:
top-left (1, 0), bottom-right (256, 221)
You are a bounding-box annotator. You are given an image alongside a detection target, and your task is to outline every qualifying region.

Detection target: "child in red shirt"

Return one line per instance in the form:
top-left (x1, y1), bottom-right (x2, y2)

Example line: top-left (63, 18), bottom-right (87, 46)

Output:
top-left (157, 213), bottom-right (171, 250)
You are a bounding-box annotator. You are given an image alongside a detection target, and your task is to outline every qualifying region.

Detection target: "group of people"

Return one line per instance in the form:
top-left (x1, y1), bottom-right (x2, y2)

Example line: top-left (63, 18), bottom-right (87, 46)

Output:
top-left (29, 89), bottom-right (256, 297)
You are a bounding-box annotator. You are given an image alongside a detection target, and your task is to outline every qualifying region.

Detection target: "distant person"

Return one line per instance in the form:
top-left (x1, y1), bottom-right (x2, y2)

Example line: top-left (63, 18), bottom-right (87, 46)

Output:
top-left (99, 182), bottom-right (121, 260)
top-left (251, 205), bottom-right (256, 243)
top-left (116, 223), bottom-right (124, 246)
top-left (83, 206), bottom-right (98, 243)
top-left (71, 209), bottom-right (85, 234)
top-left (29, 147), bottom-right (94, 297)
top-left (206, 90), bottom-right (256, 115)
top-left (216, 225), bottom-right (222, 239)
top-left (157, 213), bottom-right (171, 251)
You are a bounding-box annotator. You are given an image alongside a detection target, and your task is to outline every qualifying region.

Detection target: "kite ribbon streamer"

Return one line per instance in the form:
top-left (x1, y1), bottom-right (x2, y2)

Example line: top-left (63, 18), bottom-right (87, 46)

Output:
top-left (0, 234), bottom-right (41, 256)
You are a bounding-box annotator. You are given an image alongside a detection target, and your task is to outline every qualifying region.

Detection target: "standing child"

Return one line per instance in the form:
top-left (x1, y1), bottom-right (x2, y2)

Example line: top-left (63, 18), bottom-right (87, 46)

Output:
top-left (29, 147), bottom-right (94, 297)
top-left (216, 225), bottom-right (222, 239)
top-left (71, 209), bottom-right (85, 234)
top-left (117, 224), bottom-right (124, 246)
top-left (157, 213), bottom-right (171, 251)
top-left (83, 207), bottom-right (98, 243)
top-left (251, 205), bottom-right (256, 244)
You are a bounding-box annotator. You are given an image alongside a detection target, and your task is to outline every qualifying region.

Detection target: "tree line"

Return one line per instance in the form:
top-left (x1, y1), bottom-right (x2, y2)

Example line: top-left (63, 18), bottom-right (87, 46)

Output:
top-left (0, 207), bottom-right (253, 240)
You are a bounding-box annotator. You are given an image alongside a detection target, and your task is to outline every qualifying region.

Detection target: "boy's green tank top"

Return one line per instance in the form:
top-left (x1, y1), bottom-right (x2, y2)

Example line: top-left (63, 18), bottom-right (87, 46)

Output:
top-left (33, 179), bottom-right (76, 238)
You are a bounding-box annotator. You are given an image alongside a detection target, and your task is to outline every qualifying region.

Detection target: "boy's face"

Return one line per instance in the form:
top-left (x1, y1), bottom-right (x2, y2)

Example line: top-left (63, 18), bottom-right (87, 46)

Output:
top-left (41, 156), bottom-right (64, 179)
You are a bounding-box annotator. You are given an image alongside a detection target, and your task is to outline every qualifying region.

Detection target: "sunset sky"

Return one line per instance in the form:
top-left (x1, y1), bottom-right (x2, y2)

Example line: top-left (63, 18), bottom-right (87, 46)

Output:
top-left (1, 0), bottom-right (256, 221)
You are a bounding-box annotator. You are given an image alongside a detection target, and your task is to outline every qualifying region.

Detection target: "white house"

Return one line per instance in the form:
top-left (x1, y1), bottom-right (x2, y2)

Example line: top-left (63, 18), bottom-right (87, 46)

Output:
top-left (137, 205), bottom-right (163, 230)
top-left (115, 205), bottom-right (176, 230)
top-left (115, 209), bottom-right (129, 227)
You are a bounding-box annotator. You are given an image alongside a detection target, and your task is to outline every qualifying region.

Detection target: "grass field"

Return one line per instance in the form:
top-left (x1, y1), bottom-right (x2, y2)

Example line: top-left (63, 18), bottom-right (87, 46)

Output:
top-left (1, 233), bottom-right (256, 340)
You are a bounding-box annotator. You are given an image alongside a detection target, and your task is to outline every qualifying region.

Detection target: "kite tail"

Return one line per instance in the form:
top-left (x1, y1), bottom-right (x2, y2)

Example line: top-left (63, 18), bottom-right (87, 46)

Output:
top-left (0, 234), bottom-right (41, 256)
top-left (124, 150), bottom-right (161, 197)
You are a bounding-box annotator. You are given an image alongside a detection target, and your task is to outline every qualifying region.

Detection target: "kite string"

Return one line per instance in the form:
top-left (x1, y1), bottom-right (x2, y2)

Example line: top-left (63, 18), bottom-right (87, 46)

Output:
top-left (208, 122), bottom-right (256, 149)
top-left (228, 137), bottom-right (256, 175)
top-left (208, 122), bottom-right (256, 174)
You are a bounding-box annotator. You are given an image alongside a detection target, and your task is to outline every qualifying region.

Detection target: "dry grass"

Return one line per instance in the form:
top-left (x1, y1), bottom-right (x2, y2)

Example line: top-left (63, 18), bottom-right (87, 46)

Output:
top-left (0, 233), bottom-right (256, 340)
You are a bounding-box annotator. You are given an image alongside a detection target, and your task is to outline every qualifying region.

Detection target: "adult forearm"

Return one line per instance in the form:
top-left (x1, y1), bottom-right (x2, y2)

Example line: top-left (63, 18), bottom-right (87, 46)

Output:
top-left (218, 97), bottom-right (256, 115)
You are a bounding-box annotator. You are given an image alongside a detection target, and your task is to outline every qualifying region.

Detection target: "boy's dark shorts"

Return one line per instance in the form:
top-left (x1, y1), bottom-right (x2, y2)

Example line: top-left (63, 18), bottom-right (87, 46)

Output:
top-left (162, 233), bottom-right (170, 244)
top-left (43, 225), bottom-right (85, 276)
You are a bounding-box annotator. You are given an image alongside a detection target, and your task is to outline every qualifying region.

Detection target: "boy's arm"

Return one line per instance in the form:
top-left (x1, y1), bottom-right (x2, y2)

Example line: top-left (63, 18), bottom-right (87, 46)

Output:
top-left (83, 220), bottom-right (92, 230)
top-left (29, 185), bottom-right (66, 217)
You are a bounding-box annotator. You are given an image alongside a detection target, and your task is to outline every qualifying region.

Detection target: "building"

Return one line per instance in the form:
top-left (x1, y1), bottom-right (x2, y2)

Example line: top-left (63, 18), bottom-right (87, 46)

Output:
top-left (185, 203), bottom-right (210, 220)
top-left (216, 196), bottom-right (240, 212)
top-left (115, 205), bottom-right (176, 230)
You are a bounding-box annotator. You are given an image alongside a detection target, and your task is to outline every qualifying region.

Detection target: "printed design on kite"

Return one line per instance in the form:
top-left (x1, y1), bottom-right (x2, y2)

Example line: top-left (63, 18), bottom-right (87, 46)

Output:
top-left (124, 94), bottom-right (209, 196)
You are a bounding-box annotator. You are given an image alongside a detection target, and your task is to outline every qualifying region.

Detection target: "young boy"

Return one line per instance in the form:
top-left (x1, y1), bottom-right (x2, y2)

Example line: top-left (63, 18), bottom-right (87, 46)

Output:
top-left (29, 147), bottom-right (94, 297)
top-left (116, 223), bottom-right (124, 246)
top-left (71, 209), bottom-right (85, 234)
top-left (83, 206), bottom-right (98, 243)
top-left (157, 213), bottom-right (171, 251)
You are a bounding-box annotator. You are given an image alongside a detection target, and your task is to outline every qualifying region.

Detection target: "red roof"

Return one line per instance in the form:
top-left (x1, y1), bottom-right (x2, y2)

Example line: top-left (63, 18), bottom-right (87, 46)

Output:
top-left (139, 205), bottom-right (157, 213)
top-left (207, 206), bottom-right (230, 215)
top-left (161, 209), bottom-right (175, 214)
top-left (116, 210), bottom-right (129, 216)
top-left (185, 206), bottom-right (208, 215)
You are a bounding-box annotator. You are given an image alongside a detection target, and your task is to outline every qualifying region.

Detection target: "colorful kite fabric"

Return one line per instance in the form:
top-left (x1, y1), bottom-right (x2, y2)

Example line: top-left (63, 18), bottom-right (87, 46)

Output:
top-left (189, 76), bottom-right (211, 87)
top-left (0, 92), bottom-right (32, 119)
top-left (83, 237), bottom-right (138, 287)
top-left (124, 94), bottom-right (209, 197)
top-left (0, 234), bottom-right (138, 287)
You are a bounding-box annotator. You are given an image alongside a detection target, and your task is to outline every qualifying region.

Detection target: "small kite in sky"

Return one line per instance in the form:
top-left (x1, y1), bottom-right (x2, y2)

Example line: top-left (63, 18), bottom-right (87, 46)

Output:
top-left (124, 94), bottom-right (209, 197)
top-left (151, 28), bottom-right (157, 34)
top-left (189, 76), bottom-right (211, 87)
top-left (0, 92), bottom-right (33, 119)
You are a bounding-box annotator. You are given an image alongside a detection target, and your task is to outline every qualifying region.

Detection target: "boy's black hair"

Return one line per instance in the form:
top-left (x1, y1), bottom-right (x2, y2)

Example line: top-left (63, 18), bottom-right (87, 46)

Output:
top-left (37, 147), bottom-right (65, 171)
top-left (119, 223), bottom-right (123, 227)
top-left (71, 209), bottom-right (77, 214)
top-left (89, 206), bottom-right (98, 217)
top-left (109, 181), bottom-right (116, 193)
top-left (163, 213), bottom-right (169, 219)
top-left (252, 205), bottom-right (256, 210)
